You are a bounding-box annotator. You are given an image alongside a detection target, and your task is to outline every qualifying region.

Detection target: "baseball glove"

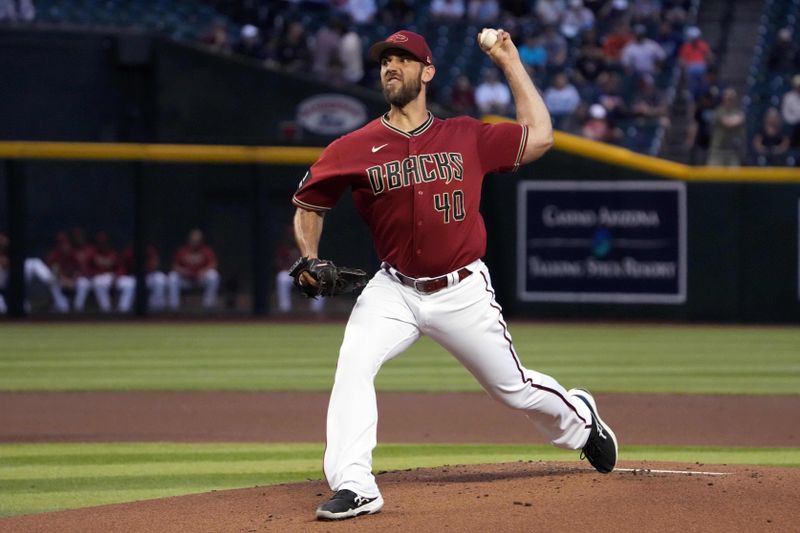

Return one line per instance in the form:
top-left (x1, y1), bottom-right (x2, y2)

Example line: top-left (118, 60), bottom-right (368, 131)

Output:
top-left (289, 257), bottom-right (368, 298)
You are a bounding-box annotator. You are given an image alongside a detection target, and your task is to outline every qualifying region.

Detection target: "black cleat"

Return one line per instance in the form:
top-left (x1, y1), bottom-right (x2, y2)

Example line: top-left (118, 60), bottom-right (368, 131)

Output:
top-left (569, 388), bottom-right (619, 473)
top-left (315, 489), bottom-right (384, 520)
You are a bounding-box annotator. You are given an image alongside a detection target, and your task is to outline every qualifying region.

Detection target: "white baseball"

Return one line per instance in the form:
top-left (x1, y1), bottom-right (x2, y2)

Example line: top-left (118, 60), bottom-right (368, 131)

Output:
top-left (479, 28), bottom-right (499, 50)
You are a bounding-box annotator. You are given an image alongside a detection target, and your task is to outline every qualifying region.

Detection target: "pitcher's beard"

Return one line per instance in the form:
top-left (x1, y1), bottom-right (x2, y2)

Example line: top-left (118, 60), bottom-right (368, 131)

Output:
top-left (383, 75), bottom-right (423, 108)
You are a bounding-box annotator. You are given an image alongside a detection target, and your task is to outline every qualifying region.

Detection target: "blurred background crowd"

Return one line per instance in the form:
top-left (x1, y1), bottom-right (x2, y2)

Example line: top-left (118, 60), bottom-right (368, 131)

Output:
top-left (1, 0), bottom-right (799, 166)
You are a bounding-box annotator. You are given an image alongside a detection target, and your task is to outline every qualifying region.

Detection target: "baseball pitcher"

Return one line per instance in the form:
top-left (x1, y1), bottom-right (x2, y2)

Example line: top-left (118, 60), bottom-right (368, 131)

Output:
top-left (291, 29), bottom-right (619, 521)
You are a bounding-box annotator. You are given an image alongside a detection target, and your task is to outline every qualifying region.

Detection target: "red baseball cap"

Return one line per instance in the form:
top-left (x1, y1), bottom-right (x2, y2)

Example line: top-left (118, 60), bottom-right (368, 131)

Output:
top-left (368, 30), bottom-right (433, 65)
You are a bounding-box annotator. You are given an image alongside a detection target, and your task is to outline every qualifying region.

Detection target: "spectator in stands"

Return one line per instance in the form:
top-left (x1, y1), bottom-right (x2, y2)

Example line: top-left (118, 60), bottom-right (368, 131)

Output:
top-left (274, 21), bottom-right (311, 73)
top-left (199, 18), bottom-right (232, 54)
top-left (541, 24), bottom-right (568, 68)
top-left (686, 90), bottom-right (715, 165)
top-left (654, 20), bottom-right (683, 61)
top-left (560, 0), bottom-right (594, 39)
top-left (534, 0), bottom-right (566, 27)
top-left (47, 231), bottom-right (90, 312)
top-left (0, 0), bottom-right (34, 22)
top-left (86, 232), bottom-right (119, 313)
top-left (468, 0), bottom-right (500, 24)
top-left (602, 21), bottom-right (634, 67)
top-left (662, 0), bottom-right (688, 25)
top-left (574, 30), bottom-right (607, 86)
top-left (448, 75), bottom-right (477, 116)
top-left (679, 26), bottom-right (713, 100)
top-left (707, 88), bottom-right (745, 167)
top-left (382, 0), bottom-right (414, 25)
top-left (767, 28), bottom-right (796, 74)
top-left (695, 65), bottom-right (723, 99)
top-left (581, 103), bottom-right (620, 143)
top-left (752, 107), bottom-right (790, 166)
top-left (599, 0), bottom-right (631, 28)
top-left (475, 69), bottom-right (511, 115)
top-left (312, 17), bottom-right (343, 80)
top-left (116, 245), bottom-right (168, 313)
top-left (235, 24), bottom-right (267, 61)
top-left (621, 24), bottom-right (666, 78)
top-left (338, 20), bottom-right (364, 84)
top-left (340, 0), bottom-right (376, 25)
top-left (781, 75), bottom-right (800, 147)
top-left (544, 72), bottom-right (580, 128)
top-left (431, 0), bottom-right (465, 21)
top-left (0, 232), bottom-right (69, 314)
top-left (560, 101), bottom-right (589, 135)
top-left (630, 0), bottom-right (661, 25)
top-left (519, 35), bottom-right (548, 76)
top-left (168, 228), bottom-right (220, 310)
top-left (630, 74), bottom-right (669, 127)
top-left (596, 72), bottom-right (629, 121)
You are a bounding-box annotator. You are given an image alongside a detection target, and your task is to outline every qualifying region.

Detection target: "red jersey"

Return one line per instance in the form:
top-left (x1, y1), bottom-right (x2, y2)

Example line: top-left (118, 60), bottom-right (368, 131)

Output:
top-left (88, 247), bottom-right (118, 276)
top-left (72, 244), bottom-right (95, 276)
top-left (47, 248), bottom-right (82, 280)
top-left (679, 40), bottom-right (710, 65)
top-left (602, 34), bottom-right (633, 61)
top-left (293, 112), bottom-right (528, 277)
top-left (173, 245), bottom-right (217, 277)
top-left (118, 246), bottom-right (160, 276)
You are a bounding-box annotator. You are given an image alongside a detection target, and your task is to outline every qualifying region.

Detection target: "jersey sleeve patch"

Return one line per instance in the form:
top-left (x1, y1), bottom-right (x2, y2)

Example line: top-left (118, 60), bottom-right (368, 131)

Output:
top-left (292, 142), bottom-right (351, 210)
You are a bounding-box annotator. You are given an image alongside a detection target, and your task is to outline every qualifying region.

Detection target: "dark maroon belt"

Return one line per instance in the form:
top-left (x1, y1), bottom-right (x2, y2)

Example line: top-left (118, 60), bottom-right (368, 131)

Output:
top-left (384, 265), bottom-right (473, 294)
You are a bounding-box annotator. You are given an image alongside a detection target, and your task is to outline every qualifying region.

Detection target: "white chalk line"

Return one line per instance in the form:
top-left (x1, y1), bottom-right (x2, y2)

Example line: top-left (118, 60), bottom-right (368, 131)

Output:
top-left (615, 468), bottom-right (730, 476)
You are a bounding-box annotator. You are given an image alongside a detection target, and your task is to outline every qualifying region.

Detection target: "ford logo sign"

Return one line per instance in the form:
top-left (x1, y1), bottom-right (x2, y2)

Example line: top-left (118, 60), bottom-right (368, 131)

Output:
top-left (296, 94), bottom-right (368, 136)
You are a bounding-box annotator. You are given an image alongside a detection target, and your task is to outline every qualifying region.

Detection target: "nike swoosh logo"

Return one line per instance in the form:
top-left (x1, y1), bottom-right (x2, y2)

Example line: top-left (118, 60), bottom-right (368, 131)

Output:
top-left (372, 144), bottom-right (388, 153)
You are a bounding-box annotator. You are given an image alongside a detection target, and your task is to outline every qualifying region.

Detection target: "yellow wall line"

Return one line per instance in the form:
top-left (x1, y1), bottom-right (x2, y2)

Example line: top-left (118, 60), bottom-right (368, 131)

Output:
top-left (1, 129), bottom-right (799, 183)
top-left (482, 115), bottom-right (800, 183)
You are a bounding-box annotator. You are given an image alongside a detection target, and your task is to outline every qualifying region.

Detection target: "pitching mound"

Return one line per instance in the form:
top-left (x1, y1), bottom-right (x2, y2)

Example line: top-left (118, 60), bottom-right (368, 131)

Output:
top-left (3, 462), bottom-right (797, 532)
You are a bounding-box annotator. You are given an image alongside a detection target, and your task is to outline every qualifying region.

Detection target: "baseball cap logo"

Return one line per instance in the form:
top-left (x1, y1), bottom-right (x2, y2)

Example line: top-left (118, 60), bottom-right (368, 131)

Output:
top-left (387, 32), bottom-right (409, 43)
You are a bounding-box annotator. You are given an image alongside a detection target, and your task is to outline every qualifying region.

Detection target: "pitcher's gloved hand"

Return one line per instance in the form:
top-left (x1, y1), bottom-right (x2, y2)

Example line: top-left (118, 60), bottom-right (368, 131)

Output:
top-left (289, 257), bottom-right (368, 298)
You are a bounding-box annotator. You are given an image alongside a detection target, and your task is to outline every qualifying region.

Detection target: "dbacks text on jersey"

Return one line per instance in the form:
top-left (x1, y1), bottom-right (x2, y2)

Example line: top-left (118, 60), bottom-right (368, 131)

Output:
top-left (366, 152), bottom-right (463, 196)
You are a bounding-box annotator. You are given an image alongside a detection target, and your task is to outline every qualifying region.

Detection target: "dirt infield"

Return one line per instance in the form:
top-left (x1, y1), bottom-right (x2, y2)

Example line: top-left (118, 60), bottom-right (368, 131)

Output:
top-left (1, 391), bottom-right (798, 446)
top-left (2, 392), bottom-right (798, 531)
top-left (2, 462), bottom-right (798, 533)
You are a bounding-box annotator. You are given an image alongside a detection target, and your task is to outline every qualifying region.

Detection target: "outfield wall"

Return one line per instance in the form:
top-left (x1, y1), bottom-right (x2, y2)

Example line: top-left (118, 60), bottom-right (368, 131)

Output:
top-left (6, 142), bottom-right (798, 322)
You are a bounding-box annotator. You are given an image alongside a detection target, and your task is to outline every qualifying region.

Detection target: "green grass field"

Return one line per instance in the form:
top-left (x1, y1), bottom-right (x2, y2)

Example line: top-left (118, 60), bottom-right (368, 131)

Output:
top-left (1, 322), bottom-right (798, 517)
top-left (2, 442), bottom-right (799, 517)
top-left (1, 322), bottom-right (799, 393)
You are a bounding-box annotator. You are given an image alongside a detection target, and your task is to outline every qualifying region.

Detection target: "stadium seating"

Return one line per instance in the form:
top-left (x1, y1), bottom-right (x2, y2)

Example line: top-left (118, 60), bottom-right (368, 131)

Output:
top-left (745, 0), bottom-right (800, 166)
top-left (25, 0), bottom-right (690, 156)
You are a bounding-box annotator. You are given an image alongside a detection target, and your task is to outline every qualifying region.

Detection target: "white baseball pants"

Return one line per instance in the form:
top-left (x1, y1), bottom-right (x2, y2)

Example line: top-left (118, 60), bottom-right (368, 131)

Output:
top-left (73, 276), bottom-right (92, 311)
top-left (167, 269), bottom-right (220, 309)
top-left (116, 271), bottom-right (168, 312)
top-left (323, 260), bottom-right (593, 499)
top-left (90, 273), bottom-right (115, 312)
top-left (0, 258), bottom-right (69, 313)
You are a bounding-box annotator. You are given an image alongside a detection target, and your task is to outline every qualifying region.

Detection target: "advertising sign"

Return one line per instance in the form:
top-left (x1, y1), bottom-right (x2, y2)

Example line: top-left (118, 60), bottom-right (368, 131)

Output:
top-left (517, 181), bottom-right (687, 304)
top-left (296, 93), bottom-right (367, 136)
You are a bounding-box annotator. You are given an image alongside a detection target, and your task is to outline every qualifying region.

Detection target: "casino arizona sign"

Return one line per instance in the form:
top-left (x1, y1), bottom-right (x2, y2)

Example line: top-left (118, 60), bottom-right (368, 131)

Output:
top-left (365, 152), bottom-right (463, 195)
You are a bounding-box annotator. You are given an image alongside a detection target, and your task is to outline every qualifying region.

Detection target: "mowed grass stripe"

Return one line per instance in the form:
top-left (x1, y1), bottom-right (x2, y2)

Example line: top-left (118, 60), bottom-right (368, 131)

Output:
top-left (1, 443), bottom-right (800, 516)
top-left (1, 323), bottom-right (799, 393)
